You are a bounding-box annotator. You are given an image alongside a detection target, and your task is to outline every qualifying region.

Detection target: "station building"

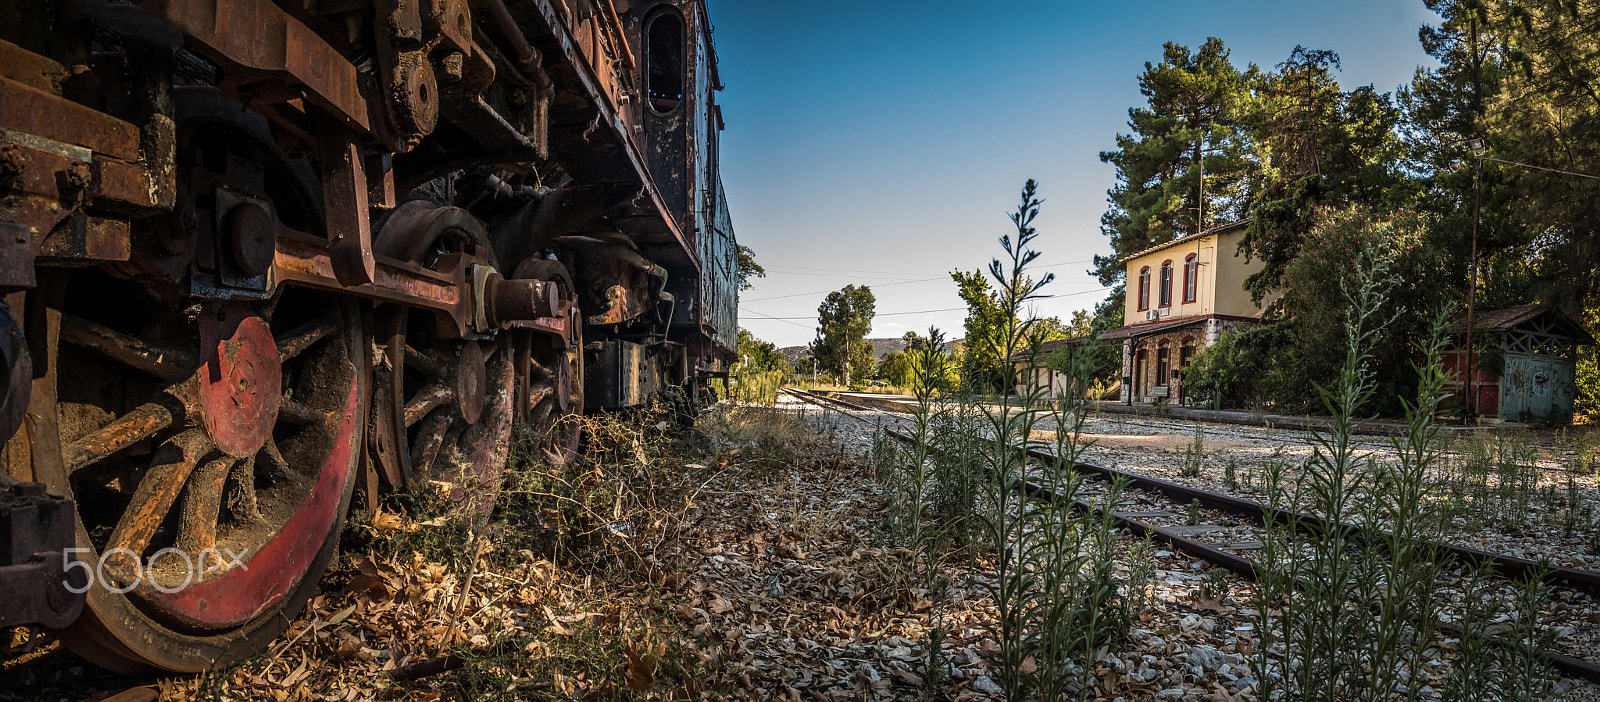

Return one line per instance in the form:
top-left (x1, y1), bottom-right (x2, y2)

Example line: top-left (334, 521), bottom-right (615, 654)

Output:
top-left (1101, 220), bottom-right (1278, 405)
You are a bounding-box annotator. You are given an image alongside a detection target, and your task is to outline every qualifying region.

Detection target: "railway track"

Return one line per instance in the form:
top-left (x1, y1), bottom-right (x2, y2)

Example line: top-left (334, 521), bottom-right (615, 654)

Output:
top-left (778, 386), bottom-right (1600, 683)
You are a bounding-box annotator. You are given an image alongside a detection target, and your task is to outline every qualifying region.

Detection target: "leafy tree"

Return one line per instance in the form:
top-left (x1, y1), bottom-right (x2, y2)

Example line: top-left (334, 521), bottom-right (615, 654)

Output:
top-left (1096, 37), bottom-right (1255, 287)
top-left (951, 269), bottom-right (1012, 391)
top-left (1405, 0), bottom-right (1600, 314)
top-left (810, 285), bottom-right (876, 384)
top-left (736, 244), bottom-right (765, 292)
top-left (736, 328), bottom-right (788, 375)
top-left (1406, 0), bottom-right (1600, 415)
top-left (901, 330), bottom-right (924, 351)
top-left (1041, 311), bottom-right (1120, 389)
top-left (1025, 315), bottom-right (1077, 345)
top-left (1271, 206), bottom-right (1451, 414)
top-left (875, 350), bottom-right (914, 388)
top-left (1240, 48), bottom-right (1415, 301)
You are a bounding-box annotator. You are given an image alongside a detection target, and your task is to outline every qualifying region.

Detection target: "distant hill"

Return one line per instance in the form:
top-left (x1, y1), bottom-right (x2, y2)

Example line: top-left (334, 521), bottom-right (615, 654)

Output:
top-left (780, 338), bottom-right (949, 364)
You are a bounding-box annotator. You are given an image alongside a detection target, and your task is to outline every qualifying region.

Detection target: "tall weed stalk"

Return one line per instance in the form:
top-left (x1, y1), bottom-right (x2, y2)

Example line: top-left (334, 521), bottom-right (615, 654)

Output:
top-left (1252, 245), bottom-right (1449, 702)
top-left (963, 182), bottom-right (1136, 700)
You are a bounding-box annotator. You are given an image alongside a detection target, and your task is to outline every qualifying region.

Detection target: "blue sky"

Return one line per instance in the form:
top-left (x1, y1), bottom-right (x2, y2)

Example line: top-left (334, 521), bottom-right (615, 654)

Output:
top-left (711, 0), bottom-right (1441, 347)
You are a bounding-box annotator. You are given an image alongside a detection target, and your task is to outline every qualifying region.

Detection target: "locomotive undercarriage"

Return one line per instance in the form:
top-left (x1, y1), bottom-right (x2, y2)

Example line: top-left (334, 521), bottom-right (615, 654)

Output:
top-left (0, 0), bottom-right (721, 672)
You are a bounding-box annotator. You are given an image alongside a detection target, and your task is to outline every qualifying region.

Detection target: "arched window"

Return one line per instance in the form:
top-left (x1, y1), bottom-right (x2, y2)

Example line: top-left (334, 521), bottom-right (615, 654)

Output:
top-left (1137, 266), bottom-right (1150, 311)
top-left (1183, 254), bottom-right (1198, 303)
top-left (1158, 260), bottom-right (1173, 307)
top-left (645, 10), bottom-right (684, 114)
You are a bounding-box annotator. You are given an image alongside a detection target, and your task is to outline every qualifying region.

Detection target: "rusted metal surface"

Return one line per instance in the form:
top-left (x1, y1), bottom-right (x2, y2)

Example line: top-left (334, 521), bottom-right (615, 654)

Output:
top-left (0, 223), bottom-right (33, 294)
top-left (0, 0), bottom-right (741, 671)
top-left (273, 232), bottom-right (471, 333)
top-left (402, 382), bottom-right (454, 428)
top-left (320, 130), bottom-right (375, 286)
top-left (0, 38), bottom-right (67, 94)
top-left (438, 348), bottom-right (513, 521)
top-left (226, 202), bottom-right (276, 276)
top-left (61, 401), bottom-right (176, 474)
top-left (455, 341), bottom-right (487, 425)
top-left (148, 353), bottom-right (363, 630)
top-left (404, 344), bottom-right (450, 379)
top-left (0, 299), bottom-right (30, 446)
top-left (275, 314), bottom-right (341, 364)
top-left (174, 455), bottom-right (230, 563)
top-left (0, 477), bottom-right (87, 629)
top-left (370, 309), bottom-right (410, 489)
top-left (407, 408), bottom-right (452, 477)
top-left (198, 311), bottom-right (281, 458)
top-left (59, 313), bottom-right (195, 382)
top-left (141, 0), bottom-right (370, 132)
top-left (0, 77), bottom-right (141, 160)
top-left (101, 429), bottom-right (212, 586)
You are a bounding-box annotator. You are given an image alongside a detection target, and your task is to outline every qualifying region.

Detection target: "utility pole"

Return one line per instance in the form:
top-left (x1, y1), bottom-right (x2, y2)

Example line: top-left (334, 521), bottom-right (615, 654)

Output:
top-left (1196, 128), bottom-right (1206, 235)
top-left (1466, 137), bottom-right (1487, 418)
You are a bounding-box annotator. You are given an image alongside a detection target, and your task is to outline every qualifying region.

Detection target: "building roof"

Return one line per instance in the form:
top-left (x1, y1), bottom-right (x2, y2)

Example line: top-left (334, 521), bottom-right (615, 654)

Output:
top-left (1099, 316), bottom-right (1209, 341)
top-left (1120, 219), bottom-right (1252, 263)
top-left (1005, 336), bottom-right (1089, 362)
top-left (1459, 304), bottom-right (1596, 344)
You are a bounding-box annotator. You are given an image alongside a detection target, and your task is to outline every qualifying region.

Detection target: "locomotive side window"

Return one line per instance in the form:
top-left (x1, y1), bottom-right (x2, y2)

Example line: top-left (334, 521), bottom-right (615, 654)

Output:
top-left (646, 11), bottom-right (685, 113)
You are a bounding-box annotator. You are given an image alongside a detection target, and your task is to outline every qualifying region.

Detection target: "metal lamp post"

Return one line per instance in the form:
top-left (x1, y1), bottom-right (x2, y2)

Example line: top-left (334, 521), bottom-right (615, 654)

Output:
top-left (1465, 137), bottom-right (1488, 418)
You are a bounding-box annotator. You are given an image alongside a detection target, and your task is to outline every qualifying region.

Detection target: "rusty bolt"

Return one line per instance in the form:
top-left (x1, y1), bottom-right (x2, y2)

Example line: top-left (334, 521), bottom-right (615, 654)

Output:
top-left (440, 51), bottom-right (464, 82)
top-left (227, 202), bottom-right (276, 276)
top-left (62, 161), bottom-right (91, 190)
top-left (0, 143), bottom-right (23, 178)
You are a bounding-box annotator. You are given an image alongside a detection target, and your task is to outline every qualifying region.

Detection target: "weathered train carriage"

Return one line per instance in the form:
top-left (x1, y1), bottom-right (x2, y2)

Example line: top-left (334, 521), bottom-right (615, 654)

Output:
top-left (0, 0), bottom-right (735, 672)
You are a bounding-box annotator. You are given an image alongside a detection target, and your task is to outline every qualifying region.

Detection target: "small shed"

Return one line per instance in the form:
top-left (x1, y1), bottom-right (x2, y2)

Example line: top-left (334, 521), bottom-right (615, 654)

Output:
top-left (1446, 305), bottom-right (1595, 424)
top-left (1010, 338), bottom-right (1080, 398)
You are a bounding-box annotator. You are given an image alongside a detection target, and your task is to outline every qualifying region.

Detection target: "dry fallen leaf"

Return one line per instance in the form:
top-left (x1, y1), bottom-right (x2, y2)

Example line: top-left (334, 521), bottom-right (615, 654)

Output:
top-left (623, 641), bottom-right (657, 690)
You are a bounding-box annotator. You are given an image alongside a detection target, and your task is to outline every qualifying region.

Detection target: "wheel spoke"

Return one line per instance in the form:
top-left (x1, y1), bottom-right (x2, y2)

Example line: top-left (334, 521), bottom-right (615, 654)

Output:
top-left (177, 454), bottom-right (234, 570)
top-left (403, 345), bottom-right (449, 378)
top-left (409, 410), bottom-right (455, 480)
top-left (279, 395), bottom-right (333, 426)
top-left (103, 429), bottom-right (212, 582)
top-left (527, 381), bottom-right (555, 413)
top-left (225, 453), bottom-right (264, 524)
top-left (63, 400), bottom-right (177, 473)
top-left (403, 382), bottom-right (455, 428)
top-left (60, 313), bottom-right (196, 382)
top-left (260, 437), bottom-right (303, 482)
top-left (275, 314), bottom-right (340, 362)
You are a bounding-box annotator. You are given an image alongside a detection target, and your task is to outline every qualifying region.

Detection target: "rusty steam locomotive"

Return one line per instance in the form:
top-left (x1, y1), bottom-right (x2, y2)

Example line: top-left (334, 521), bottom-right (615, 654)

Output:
top-left (0, 0), bottom-right (737, 671)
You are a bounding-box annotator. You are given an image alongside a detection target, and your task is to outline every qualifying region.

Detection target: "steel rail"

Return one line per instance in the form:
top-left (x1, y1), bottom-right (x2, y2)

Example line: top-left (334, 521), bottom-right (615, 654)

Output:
top-left (777, 387), bottom-right (1600, 683)
top-left (790, 389), bottom-right (1600, 591)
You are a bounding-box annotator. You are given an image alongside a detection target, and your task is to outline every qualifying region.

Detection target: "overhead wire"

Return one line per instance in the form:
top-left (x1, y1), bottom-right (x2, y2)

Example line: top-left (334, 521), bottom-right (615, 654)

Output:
top-left (744, 257), bottom-right (1104, 303)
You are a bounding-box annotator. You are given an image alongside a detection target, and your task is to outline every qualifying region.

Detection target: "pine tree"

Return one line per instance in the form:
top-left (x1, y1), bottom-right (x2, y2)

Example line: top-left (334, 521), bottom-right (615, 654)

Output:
top-left (1095, 37), bottom-right (1254, 287)
top-left (1240, 47), bottom-right (1413, 302)
top-left (1405, 0), bottom-right (1600, 318)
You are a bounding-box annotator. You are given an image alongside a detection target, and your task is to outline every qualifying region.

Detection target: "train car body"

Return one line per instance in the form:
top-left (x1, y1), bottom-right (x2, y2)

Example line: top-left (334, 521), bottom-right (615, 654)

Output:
top-left (0, 0), bottom-right (735, 671)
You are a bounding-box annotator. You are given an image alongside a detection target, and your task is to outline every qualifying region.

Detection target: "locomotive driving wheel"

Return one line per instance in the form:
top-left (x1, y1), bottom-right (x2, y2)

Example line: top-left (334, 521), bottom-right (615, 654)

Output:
top-left (22, 274), bottom-right (366, 672)
top-left (3, 90), bottom-right (367, 673)
top-left (373, 203), bottom-right (518, 519)
top-left (512, 258), bottom-right (584, 464)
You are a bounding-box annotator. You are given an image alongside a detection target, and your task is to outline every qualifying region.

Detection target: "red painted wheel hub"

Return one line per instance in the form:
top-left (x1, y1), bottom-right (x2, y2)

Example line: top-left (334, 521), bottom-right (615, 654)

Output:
top-left (199, 312), bottom-right (281, 458)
